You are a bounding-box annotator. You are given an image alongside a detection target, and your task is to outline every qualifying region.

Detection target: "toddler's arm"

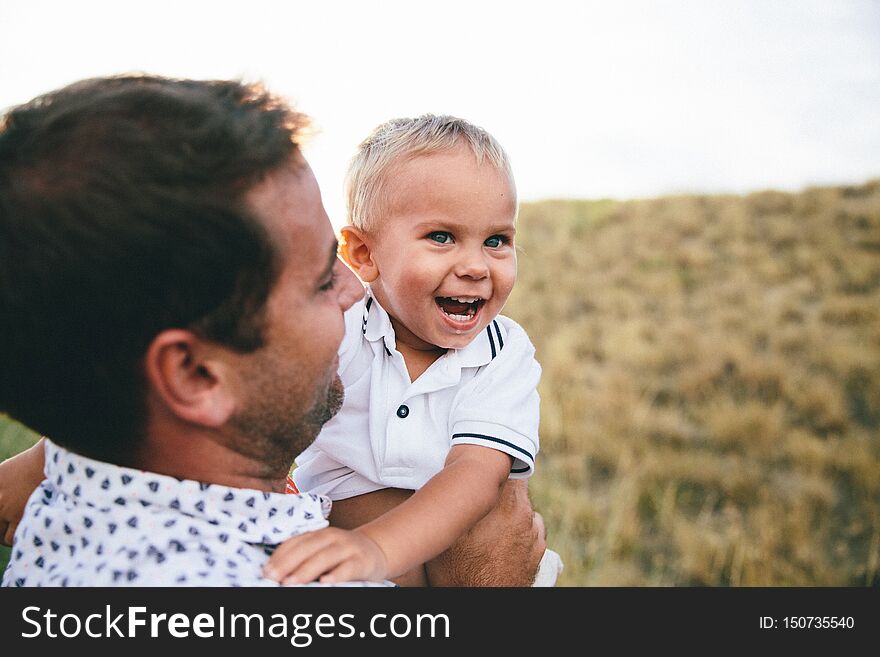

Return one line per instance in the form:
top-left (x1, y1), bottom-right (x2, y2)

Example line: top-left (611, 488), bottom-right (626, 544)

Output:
top-left (326, 488), bottom-right (428, 586)
top-left (264, 444), bottom-right (512, 584)
top-left (0, 438), bottom-right (46, 546)
top-left (327, 480), bottom-right (545, 586)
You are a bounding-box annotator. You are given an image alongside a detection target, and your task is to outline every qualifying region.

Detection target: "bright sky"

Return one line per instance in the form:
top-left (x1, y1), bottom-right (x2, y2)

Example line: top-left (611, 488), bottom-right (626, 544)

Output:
top-left (2, 0), bottom-right (878, 227)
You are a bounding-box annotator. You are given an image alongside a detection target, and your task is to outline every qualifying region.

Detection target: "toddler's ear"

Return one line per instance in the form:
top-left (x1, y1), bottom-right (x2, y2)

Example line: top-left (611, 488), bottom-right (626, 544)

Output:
top-left (340, 226), bottom-right (379, 283)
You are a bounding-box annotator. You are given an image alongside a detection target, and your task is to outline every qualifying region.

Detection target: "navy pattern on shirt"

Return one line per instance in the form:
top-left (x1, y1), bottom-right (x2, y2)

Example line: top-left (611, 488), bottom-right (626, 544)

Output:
top-left (2, 440), bottom-right (387, 587)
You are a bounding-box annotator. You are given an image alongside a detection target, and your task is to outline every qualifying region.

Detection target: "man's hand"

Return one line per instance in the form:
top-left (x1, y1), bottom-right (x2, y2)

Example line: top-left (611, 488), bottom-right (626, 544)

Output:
top-left (426, 479), bottom-right (545, 586)
top-left (263, 527), bottom-right (388, 585)
top-left (0, 438), bottom-right (46, 546)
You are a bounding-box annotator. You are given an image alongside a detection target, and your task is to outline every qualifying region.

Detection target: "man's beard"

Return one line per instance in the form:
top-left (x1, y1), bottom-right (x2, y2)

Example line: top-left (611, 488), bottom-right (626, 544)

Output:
top-left (228, 373), bottom-right (344, 480)
top-left (294, 374), bottom-right (344, 453)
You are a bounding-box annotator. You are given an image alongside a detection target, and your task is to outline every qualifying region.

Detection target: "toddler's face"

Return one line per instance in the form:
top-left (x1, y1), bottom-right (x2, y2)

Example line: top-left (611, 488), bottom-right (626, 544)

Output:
top-left (366, 145), bottom-right (517, 351)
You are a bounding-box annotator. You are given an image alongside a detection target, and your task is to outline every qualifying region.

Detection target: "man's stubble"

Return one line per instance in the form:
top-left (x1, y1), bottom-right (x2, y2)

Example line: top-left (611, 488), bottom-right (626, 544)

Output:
top-left (228, 367), bottom-right (344, 480)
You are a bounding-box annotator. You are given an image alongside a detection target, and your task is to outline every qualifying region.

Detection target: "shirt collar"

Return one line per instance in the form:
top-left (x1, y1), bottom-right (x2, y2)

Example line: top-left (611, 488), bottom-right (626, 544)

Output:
top-left (361, 286), bottom-right (507, 370)
top-left (449, 319), bottom-right (508, 368)
top-left (362, 286), bottom-right (395, 346)
top-left (42, 439), bottom-right (331, 546)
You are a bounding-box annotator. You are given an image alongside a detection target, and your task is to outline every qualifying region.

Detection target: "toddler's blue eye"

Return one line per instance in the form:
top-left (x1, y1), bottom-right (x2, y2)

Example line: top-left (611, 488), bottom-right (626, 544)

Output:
top-left (428, 231), bottom-right (453, 244)
top-left (484, 235), bottom-right (506, 248)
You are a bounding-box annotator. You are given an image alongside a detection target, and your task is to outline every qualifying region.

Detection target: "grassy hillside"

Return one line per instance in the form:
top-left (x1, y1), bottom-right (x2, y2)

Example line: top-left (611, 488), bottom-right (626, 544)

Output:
top-left (2, 179), bottom-right (879, 584)
top-left (508, 180), bottom-right (880, 585)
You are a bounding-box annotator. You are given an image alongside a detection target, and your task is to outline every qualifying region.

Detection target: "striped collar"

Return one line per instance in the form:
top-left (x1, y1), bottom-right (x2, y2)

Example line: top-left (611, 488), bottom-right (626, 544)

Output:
top-left (361, 286), bottom-right (508, 369)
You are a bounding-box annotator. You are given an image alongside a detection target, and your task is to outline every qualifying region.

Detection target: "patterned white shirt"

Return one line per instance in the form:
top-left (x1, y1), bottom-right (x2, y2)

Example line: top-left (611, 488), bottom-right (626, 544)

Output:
top-left (2, 440), bottom-right (389, 587)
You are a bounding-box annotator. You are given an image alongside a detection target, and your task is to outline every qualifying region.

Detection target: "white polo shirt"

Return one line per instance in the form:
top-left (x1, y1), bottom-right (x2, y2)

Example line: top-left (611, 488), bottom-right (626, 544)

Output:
top-left (293, 287), bottom-right (541, 500)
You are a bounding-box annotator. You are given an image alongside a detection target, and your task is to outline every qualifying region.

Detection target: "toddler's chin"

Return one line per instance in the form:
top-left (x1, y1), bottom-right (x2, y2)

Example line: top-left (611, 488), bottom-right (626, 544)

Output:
top-left (434, 330), bottom-right (484, 351)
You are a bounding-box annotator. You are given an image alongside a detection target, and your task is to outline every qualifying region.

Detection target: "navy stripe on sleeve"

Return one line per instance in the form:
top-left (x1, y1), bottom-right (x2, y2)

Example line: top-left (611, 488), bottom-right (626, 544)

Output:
top-left (486, 326), bottom-right (497, 359)
top-left (510, 466), bottom-right (530, 474)
top-left (451, 433), bottom-right (533, 463)
top-left (492, 320), bottom-right (504, 351)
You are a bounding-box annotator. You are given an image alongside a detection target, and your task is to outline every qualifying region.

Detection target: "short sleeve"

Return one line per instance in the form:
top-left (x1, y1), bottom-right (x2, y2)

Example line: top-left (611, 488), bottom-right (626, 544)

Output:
top-left (449, 319), bottom-right (541, 478)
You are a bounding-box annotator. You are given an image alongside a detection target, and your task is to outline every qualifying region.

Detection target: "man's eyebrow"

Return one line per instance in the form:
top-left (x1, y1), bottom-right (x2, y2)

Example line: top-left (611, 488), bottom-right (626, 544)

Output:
top-left (317, 240), bottom-right (339, 283)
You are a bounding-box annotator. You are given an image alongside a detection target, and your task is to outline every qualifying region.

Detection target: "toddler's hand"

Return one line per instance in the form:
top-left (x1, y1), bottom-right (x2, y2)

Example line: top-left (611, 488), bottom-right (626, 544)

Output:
top-left (263, 527), bottom-right (387, 585)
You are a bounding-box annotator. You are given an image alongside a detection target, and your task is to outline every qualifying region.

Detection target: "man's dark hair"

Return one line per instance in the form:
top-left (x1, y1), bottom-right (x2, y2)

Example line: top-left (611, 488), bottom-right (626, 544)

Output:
top-left (0, 74), bottom-right (308, 462)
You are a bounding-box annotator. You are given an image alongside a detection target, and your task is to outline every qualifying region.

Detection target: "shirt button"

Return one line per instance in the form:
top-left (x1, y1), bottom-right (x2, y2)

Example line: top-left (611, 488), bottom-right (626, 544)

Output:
top-left (396, 405), bottom-right (409, 419)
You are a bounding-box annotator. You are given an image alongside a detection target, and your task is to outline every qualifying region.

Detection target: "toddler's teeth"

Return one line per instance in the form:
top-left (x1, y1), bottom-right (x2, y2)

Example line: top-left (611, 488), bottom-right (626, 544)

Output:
top-left (440, 303), bottom-right (478, 323)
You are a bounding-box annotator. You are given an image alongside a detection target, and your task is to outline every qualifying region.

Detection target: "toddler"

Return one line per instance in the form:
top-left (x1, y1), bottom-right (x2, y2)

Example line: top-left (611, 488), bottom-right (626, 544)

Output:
top-left (265, 115), bottom-right (562, 586)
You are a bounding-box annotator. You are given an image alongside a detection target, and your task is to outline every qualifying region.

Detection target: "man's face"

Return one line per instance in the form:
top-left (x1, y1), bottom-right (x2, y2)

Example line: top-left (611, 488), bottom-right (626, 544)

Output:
top-left (226, 154), bottom-right (362, 471)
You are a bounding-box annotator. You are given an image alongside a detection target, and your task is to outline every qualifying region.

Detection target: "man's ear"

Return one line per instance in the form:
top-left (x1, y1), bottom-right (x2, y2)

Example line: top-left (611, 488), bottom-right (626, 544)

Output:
top-left (340, 225), bottom-right (379, 283)
top-left (143, 329), bottom-right (236, 428)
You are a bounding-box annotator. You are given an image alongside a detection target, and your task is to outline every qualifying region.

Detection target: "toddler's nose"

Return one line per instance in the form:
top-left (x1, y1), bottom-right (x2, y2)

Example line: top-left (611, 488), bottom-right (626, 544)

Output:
top-left (455, 250), bottom-right (490, 280)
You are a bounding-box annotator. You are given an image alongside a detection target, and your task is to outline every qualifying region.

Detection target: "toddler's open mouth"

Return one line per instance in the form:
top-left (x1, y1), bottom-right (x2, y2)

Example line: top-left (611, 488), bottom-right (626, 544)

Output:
top-left (435, 296), bottom-right (485, 323)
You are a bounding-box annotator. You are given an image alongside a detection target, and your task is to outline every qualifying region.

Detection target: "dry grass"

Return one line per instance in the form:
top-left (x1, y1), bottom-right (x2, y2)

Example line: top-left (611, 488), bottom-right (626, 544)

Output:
top-left (2, 180), bottom-right (879, 585)
top-left (510, 180), bottom-right (880, 585)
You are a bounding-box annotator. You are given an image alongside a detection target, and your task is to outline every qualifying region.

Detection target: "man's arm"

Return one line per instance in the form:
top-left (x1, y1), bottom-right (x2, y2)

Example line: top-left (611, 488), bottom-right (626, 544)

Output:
top-left (328, 479), bottom-right (545, 586)
top-left (0, 438), bottom-right (46, 546)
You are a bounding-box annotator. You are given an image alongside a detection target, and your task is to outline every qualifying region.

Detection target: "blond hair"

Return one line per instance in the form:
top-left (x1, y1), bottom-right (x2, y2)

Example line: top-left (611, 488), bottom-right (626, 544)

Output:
top-left (345, 114), bottom-right (515, 232)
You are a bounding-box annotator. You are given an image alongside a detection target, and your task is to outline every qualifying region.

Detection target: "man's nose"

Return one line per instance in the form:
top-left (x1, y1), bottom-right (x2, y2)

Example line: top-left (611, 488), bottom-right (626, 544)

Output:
top-left (455, 248), bottom-right (490, 280)
top-left (336, 258), bottom-right (364, 311)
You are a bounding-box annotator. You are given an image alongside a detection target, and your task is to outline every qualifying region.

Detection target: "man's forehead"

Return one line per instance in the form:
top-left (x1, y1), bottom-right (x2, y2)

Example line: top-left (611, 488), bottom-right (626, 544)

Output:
top-left (244, 155), bottom-right (335, 278)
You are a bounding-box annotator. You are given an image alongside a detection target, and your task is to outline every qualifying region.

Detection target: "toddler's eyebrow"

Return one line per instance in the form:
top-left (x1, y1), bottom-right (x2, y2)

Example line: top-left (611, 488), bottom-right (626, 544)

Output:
top-left (413, 221), bottom-right (515, 234)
